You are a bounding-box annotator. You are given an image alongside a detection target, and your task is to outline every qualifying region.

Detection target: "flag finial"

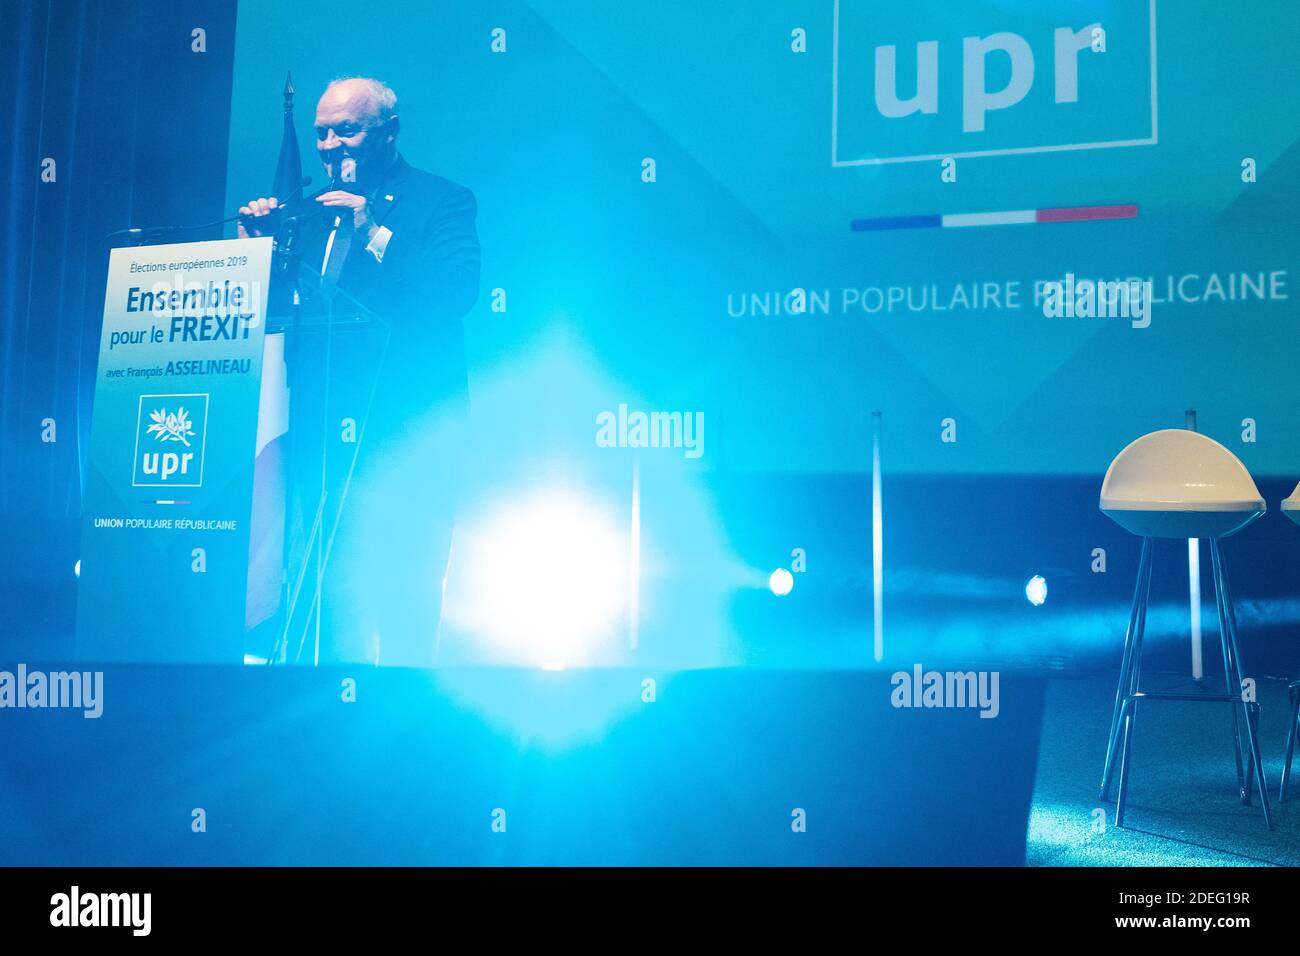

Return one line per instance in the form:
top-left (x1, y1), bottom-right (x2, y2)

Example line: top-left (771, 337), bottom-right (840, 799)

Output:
top-left (273, 72), bottom-right (305, 199)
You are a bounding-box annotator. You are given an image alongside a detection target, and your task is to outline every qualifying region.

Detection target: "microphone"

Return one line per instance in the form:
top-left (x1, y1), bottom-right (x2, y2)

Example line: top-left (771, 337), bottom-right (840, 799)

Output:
top-left (279, 161), bottom-right (364, 227)
top-left (276, 178), bottom-right (336, 225)
top-left (294, 157), bottom-right (361, 232)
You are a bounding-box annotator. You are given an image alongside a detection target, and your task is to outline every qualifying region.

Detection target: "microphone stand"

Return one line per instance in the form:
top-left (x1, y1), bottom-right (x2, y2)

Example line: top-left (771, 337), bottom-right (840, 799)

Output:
top-left (103, 175), bottom-right (314, 247)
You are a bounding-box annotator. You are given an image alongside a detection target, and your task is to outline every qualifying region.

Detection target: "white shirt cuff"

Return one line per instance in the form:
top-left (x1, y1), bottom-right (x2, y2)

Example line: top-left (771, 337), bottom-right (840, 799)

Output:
top-left (366, 225), bottom-right (393, 263)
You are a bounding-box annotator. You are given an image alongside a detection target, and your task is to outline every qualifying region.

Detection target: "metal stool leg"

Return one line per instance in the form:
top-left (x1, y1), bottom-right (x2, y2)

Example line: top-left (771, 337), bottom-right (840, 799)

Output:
top-left (1210, 541), bottom-right (1248, 803)
top-left (1221, 552), bottom-right (1256, 799)
top-left (1113, 551), bottom-right (1153, 827)
top-left (1213, 539), bottom-right (1272, 830)
top-left (1233, 664), bottom-right (1255, 800)
top-left (1101, 538), bottom-right (1153, 800)
top-left (1115, 694), bottom-right (1139, 827)
top-left (1281, 683), bottom-right (1299, 802)
top-left (1100, 590), bottom-right (1141, 799)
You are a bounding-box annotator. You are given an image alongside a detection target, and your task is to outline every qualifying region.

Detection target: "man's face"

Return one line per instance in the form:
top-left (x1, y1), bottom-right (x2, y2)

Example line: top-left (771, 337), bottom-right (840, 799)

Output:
top-left (314, 82), bottom-right (395, 188)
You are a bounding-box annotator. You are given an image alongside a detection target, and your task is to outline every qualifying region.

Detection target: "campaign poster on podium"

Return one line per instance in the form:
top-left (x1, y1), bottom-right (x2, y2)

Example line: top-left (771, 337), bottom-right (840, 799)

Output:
top-left (77, 237), bottom-right (273, 663)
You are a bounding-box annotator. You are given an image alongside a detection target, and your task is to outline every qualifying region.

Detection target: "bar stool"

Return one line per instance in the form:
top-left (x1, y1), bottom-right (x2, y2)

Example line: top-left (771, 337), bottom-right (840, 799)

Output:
top-left (1098, 429), bottom-right (1271, 829)
top-left (1280, 484), bottom-right (1300, 801)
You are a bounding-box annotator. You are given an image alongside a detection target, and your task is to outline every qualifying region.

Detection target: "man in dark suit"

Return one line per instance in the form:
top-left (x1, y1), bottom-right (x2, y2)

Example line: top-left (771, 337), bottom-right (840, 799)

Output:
top-left (238, 76), bottom-right (480, 666)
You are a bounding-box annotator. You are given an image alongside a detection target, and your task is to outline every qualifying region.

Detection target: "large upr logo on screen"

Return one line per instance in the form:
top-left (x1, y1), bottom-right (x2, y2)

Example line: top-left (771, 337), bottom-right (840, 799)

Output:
top-left (132, 393), bottom-right (210, 488)
top-left (831, 0), bottom-right (1157, 166)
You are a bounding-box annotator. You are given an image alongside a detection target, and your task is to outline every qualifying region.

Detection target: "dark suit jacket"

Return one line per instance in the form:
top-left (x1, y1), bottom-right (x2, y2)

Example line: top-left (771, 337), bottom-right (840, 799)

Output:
top-left (267, 155), bottom-right (478, 662)
top-left (281, 153), bottom-right (481, 429)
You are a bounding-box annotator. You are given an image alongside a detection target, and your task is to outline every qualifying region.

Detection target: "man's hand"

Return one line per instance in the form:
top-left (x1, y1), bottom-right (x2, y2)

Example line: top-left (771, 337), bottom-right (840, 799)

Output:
top-left (237, 197), bottom-right (279, 238)
top-left (316, 191), bottom-right (378, 242)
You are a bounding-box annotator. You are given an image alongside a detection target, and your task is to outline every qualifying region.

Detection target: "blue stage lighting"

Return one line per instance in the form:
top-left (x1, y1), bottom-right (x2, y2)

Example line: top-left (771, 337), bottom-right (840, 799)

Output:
top-left (769, 567), bottom-right (794, 596)
top-left (1024, 574), bottom-right (1048, 607)
top-left (448, 486), bottom-right (629, 668)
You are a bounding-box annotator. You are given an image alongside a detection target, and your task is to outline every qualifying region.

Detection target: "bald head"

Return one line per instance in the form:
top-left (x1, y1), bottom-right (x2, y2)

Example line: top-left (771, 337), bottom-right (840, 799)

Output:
top-left (321, 77), bottom-right (397, 123)
top-left (314, 76), bottom-right (399, 188)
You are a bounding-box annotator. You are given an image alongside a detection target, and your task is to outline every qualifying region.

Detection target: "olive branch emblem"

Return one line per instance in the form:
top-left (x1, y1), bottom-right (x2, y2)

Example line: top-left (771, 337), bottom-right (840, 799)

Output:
top-left (146, 406), bottom-right (195, 447)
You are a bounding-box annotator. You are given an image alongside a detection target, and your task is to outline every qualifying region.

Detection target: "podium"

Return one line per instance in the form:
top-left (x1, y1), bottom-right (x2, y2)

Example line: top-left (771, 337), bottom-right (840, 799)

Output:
top-left (77, 236), bottom-right (389, 665)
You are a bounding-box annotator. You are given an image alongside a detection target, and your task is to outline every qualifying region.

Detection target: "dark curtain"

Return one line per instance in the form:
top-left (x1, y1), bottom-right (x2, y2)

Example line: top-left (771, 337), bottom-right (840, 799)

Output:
top-left (0, 0), bottom-right (237, 650)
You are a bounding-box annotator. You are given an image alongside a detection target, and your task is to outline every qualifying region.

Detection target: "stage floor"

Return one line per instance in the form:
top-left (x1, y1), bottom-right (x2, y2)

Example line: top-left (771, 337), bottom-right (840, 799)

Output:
top-left (1030, 674), bottom-right (1300, 866)
top-left (0, 665), bottom-right (1044, 866)
top-left (8, 661), bottom-right (1300, 865)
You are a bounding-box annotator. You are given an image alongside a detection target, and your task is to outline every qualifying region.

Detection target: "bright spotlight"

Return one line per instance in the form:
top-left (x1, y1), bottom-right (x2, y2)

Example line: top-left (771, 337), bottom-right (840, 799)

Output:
top-left (769, 567), bottom-right (794, 596)
top-left (1024, 574), bottom-right (1048, 607)
top-left (448, 487), bottom-right (629, 668)
top-left (74, 559), bottom-right (80, 578)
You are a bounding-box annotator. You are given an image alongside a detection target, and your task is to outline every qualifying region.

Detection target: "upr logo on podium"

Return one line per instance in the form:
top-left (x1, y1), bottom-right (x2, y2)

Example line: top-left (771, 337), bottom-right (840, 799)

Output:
top-left (132, 393), bottom-right (209, 488)
top-left (831, 0), bottom-right (1157, 165)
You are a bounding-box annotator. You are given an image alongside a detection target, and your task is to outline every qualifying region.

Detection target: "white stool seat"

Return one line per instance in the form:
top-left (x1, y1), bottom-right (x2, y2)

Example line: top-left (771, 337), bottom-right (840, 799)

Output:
top-left (1283, 482), bottom-right (1300, 528)
top-left (1100, 429), bottom-right (1265, 539)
